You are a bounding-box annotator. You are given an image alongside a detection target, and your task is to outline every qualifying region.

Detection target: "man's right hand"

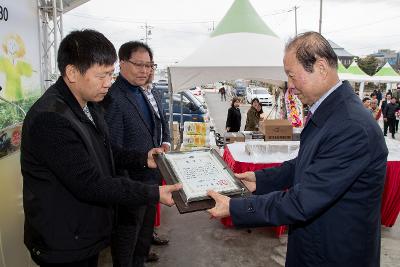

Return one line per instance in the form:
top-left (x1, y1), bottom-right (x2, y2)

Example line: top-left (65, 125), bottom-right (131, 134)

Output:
top-left (235, 172), bottom-right (256, 192)
top-left (159, 184), bottom-right (182, 206)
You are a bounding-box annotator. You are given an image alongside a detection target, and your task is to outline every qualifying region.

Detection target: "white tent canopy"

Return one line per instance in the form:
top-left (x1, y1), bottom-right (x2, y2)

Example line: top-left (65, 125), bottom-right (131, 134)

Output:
top-left (169, 33), bottom-right (286, 91)
top-left (168, 0), bottom-right (287, 92)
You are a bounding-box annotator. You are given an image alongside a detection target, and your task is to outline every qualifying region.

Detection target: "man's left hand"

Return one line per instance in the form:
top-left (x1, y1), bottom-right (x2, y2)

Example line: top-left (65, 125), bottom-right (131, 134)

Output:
top-left (147, 148), bottom-right (164, 168)
top-left (207, 190), bottom-right (231, 218)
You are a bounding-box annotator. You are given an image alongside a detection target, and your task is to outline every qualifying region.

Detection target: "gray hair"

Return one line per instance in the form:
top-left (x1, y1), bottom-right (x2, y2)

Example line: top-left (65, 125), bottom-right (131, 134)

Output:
top-left (285, 31), bottom-right (338, 73)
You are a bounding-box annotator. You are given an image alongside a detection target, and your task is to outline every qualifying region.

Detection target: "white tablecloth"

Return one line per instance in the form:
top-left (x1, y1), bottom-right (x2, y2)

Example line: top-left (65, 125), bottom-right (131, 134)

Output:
top-left (228, 138), bottom-right (400, 163)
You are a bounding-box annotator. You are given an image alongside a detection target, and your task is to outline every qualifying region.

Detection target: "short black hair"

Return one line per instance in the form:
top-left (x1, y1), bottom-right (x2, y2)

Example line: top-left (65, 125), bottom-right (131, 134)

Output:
top-left (286, 31), bottom-right (338, 73)
top-left (362, 97), bottom-right (371, 103)
top-left (57, 29), bottom-right (116, 76)
top-left (118, 41), bottom-right (153, 62)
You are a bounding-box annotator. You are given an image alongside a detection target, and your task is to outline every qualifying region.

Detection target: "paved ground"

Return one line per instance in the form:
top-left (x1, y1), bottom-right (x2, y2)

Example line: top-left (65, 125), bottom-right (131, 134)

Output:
top-left (98, 91), bottom-right (400, 267)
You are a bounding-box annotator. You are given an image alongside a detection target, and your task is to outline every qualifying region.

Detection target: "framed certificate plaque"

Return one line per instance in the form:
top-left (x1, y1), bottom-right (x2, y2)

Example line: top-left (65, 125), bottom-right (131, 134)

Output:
top-left (155, 149), bottom-right (250, 213)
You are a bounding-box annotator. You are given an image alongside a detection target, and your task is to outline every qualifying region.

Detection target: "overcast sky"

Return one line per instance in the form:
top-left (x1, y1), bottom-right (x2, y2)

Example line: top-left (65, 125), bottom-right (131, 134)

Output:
top-left (63, 0), bottom-right (400, 68)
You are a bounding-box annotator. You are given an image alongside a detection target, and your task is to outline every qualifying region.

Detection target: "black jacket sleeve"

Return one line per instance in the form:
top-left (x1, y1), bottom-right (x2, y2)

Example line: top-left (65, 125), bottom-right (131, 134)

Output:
top-left (226, 107), bottom-right (233, 128)
top-left (30, 112), bottom-right (159, 206)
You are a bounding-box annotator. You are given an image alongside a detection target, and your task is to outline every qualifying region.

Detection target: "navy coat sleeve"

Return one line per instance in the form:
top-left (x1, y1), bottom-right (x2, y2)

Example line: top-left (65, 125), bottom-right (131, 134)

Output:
top-left (230, 120), bottom-right (371, 227)
top-left (253, 158), bottom-right (296, 195)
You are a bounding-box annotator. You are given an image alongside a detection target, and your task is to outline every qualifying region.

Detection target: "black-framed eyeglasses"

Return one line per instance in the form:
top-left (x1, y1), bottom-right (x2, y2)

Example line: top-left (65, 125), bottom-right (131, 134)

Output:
top-left (127, 60), bottom-right (157, 70)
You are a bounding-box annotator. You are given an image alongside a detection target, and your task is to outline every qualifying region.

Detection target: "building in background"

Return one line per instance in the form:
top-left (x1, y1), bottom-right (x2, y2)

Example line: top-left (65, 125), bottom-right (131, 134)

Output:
top-left (328, 40), bottom-right (355, 67)
top-left (369, 49), bottom-right (400, 70)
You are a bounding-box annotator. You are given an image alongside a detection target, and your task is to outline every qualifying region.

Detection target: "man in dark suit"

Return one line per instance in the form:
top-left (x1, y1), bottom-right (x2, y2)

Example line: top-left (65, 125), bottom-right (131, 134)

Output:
top-left (21, 30), bottom-right (180, 267)
top-left (104, 41), bottom-right (170, 267)
top-left (208, 32), bottom-right (388, 267)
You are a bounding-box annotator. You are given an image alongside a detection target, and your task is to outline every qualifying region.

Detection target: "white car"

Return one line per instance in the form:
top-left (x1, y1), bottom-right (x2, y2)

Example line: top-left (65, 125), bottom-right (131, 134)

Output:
top-left (246, 87), bottom-right (273, 106)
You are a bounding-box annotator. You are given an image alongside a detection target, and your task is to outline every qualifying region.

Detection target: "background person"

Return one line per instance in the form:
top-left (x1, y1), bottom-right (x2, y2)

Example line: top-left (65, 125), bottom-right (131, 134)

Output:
top-left (219, 85), bottom-right (226, 101)
top-left (370, 99), bottom-right (381, 121)
top-left (382, 93), bottom-right (392, 136)
top-left (207, 31), bottom-right (388, 267)
top-left (244, 98), bottom-right (261, 131)
top-left (225, 97), bottom-right (241, 132)
top-left (21, 29), bottom-right (180, 267)
top-left (383, 96), bottom-right (398, 139)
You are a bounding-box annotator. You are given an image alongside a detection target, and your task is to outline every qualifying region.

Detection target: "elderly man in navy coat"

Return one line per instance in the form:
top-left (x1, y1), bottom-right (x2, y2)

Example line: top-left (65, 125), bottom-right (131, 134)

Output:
top-left (208, 32), bottom-right (388, 267)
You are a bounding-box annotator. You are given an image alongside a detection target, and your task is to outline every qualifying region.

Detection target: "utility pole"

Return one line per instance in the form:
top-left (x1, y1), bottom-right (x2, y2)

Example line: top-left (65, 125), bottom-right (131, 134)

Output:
top-left (319, 0), bottom-right (323, 34)
top-left (140, 22), bottom-right (153, 43)
top-left (209, 21), bottom-right (215, 32)
top-left (294, 6), bottom-right (298, 36)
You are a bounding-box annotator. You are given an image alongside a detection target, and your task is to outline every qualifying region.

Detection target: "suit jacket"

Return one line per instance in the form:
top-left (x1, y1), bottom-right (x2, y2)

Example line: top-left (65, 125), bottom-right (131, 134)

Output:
top-left (21, 77), bottom-right (159, 263)
top-left (104, 75), bottom-right (170, 185)
top-left (230, 81), bottom-right (388, 267)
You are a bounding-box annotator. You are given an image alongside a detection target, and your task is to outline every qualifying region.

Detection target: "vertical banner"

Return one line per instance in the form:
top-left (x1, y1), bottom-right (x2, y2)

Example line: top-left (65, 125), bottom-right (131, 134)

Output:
top-left (0, 1), bottom-right (41, 266)
top-left (0, 0), bottom-right (41, 130)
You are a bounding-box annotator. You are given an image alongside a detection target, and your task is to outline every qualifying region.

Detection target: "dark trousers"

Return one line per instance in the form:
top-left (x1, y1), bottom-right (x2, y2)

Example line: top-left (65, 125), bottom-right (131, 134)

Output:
top-left (388, 118), bottom-right (396, 136)
top-left (111, 203), bottom-right (156, 267)
top-left (32, 254), bottom-right (98, 267)
top-left (384, 119), bottom-right (388, 135)
top-left (396, 119), bottom-right (399, 132)
top-left (220, 93), bottom-right (226, 101)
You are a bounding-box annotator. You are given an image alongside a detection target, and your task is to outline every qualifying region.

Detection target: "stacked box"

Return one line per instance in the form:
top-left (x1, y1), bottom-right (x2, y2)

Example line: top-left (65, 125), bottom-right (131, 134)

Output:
top-left (259, 119), bottom-right (293, 141)
top-left (224, 132), bottom-right (245, 144)
top-left (182, 122), bottom-right (210, 149)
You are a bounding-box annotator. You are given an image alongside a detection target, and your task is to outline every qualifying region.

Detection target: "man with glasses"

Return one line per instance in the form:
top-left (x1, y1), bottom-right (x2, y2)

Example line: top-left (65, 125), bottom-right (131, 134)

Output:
top-left (104, 41), bottom-right (170, 267)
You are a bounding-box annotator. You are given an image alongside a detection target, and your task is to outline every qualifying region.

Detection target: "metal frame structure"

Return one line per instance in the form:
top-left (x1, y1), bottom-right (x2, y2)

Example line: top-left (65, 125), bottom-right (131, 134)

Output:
top-left (38, 0), bottom-right (64, 91)
top-left (37, 0), bottom-right (89, 91)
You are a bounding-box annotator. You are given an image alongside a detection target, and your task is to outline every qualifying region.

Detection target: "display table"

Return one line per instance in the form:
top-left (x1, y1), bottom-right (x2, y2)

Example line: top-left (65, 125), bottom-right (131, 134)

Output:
top-left (221, 142), bottom-right (298, 237)
top-left (381, 138), bottom-right (400, 227)
top-left (222, 139), bottom-right (400, 234)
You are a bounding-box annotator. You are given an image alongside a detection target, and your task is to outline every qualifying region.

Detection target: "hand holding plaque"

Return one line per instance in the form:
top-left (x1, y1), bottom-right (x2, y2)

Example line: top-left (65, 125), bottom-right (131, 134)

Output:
top-left (159, 183), bottom-right (182, 206)
top-left (155, 149), bottom-right (251, 213)
top-left (235, 172), bottom-right (256, 192)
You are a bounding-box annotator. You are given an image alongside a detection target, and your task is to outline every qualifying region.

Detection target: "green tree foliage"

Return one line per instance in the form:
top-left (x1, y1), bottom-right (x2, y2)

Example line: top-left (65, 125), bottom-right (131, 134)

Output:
top-left (358, 56), bottom-right (380, 76)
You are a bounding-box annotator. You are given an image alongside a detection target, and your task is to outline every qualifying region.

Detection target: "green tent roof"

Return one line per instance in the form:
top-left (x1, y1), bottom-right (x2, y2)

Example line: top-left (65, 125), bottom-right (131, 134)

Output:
top-left (337, 60), bottom-right (348, 73)
top-left (374, 62), bottom-right (399, 76)
top-left (347, 61), bottom-right (368, 76)
top-left (211, 0), bottom-right (278, 38)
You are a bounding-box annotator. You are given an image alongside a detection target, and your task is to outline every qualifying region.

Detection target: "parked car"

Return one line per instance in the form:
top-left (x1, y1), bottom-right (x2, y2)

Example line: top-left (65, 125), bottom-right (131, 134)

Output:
top-left (189, 86), bottom-right (203, 96)
top-left (246, 87), bottom-right (273, 106)
top-left (154, 85), bottom-right (209, 123)
top-left (155, 79), bottom-right (168, 86)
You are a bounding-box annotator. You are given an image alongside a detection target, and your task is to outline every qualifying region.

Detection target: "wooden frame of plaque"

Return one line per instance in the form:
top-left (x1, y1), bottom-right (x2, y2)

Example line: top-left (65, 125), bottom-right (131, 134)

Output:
top-left (155, 148), bottom-right (250, 213)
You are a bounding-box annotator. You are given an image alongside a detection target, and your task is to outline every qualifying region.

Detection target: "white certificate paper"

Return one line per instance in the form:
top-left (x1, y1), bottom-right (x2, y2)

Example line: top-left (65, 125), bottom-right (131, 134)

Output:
top-left (165, 150), bottom-right (240, 202)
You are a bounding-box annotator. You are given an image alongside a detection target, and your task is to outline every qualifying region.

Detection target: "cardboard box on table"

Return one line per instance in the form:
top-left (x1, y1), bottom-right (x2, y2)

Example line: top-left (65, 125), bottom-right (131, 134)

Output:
top-left (224, 132), bottom-right (245, 144)
top-left (259, 119), bottom-right (293, 141)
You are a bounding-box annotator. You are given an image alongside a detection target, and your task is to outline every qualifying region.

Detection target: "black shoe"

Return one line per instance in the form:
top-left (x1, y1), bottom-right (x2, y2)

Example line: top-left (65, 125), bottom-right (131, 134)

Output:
top-left (146, 252), bottom-right (159, 262)
top-left (152, 232), bottom-right (169, 246)
top-left (392, 135), bottom-right (395, 139)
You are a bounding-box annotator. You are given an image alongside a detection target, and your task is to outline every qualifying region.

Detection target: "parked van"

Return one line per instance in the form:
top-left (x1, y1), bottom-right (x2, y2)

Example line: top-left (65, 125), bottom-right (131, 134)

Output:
top-left (233, 79), bottom-right (247, 97)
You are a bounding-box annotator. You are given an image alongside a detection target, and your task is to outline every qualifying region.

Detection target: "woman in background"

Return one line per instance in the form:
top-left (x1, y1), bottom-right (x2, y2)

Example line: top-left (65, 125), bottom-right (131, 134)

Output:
top-left (245, 98), bottom-right (262, 131)
top-left (225, 97), bottom-right (241, 132)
